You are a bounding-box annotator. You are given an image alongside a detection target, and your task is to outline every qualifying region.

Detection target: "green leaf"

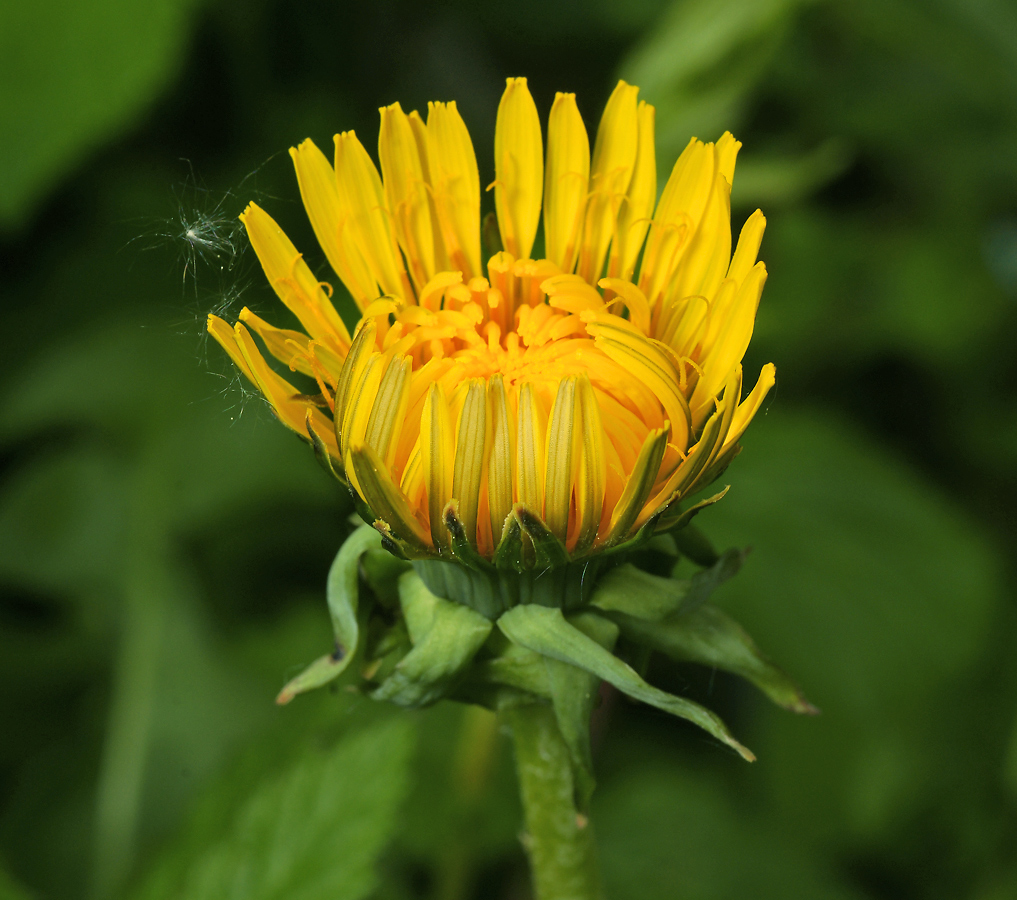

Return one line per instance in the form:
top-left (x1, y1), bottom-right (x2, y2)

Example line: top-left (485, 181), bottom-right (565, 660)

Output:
top-left (670, 522), bottom-right (721, 567)
top-left (0, 866), bottom-right (32, 900)
top-left (0, 0), bottom-right (201, 231)
top-left (276, 524), bottom-right (383, 703)
top-left (497, 604), bottom-right (754, 761)
top-left (372, 572), bottom-right (493, 707)
top-left (544, 611), bottom-right (619, 811)
top-left (134, 718), bottom-right (415, 900)
top-left (591, 549), bottom-right (744, 621)
top-left (607, 603), bottom-right (816, 714)
top-left (597, 764), bottom-right (868, 900)
top-left (472, 635), bottom-right (551, 699)
top-left (619, 0), bottom-right (813, 160)
top-left (326, 524), bottom-right (383, 657)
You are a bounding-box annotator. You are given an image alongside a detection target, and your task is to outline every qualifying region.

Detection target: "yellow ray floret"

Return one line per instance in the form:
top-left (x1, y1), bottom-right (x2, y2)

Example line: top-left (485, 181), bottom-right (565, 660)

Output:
top-left (209, 78), bottom-right (775, 564)
top-left (493, 77), bottom-right (543, 261)
top-left (543, 93), bottom-right (589, 274)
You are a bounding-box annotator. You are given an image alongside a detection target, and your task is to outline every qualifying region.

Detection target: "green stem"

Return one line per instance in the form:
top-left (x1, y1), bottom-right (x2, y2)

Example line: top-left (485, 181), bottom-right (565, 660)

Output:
top-left (502, 703), bottom-right (603, 900)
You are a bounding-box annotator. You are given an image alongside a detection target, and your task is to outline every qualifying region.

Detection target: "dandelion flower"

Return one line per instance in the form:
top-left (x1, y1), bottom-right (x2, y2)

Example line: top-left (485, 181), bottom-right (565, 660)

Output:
top-left (209, 78), bottom-right (774, 599)
top-left (208, 86), bottom-right (817, 878)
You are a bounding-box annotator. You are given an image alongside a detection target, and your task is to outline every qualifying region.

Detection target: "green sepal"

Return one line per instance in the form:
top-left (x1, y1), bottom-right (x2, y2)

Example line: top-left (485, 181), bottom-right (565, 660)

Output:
top-left (493, 509), bottom-right (528, 573)
top-left (444, 500), bottom-right (494, 572)
top-left (515, 503), bottom-right (570, 570)
top-left (361, 547), bottom-right (412, 609)
top-left (371, 516), bottom-right (438, 561)
top-left (275, 523), bottom-right (382, 703)
top-left (600, 511), bottom-right (661, 558)
top-left (606, 603), bottom-right (818, 715)
top-left (544, 611), bottom-right (619, 811)
top-left (591, 549), bottom-right (745, 621)
top-left (497, 604), bottom-right (754, 761)
top-left (371, 571), bottom-right (493, 707)
top-left (671, 522), bottom-right (721, 567)
top-left (411, 558), bottom-right (505, 619)
top-left (274, 651), bottom-right (349, 705)
top-left (656, 486), bottom-right (729, 533)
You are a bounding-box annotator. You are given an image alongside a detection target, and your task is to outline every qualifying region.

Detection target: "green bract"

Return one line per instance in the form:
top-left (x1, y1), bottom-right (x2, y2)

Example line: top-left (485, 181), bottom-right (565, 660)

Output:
top-left (279, 515), bottom-right (814, 798)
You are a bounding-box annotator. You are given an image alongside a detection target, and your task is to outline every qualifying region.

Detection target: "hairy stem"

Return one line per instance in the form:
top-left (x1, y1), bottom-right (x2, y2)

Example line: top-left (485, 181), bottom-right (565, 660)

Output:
top-left (502, 702), bottom-right (603, 900)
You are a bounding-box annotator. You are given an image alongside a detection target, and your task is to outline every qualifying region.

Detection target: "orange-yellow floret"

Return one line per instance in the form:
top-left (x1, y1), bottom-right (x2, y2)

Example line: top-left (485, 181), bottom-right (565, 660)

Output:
top-left (208, 77), bottom-right (774, 562)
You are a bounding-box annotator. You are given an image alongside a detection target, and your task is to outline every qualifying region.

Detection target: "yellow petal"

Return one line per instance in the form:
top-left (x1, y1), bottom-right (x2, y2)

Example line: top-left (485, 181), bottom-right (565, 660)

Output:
top-left (395, 356), bottom-right (453, 471)
top-left (334, 130), bottom-right (413, 301)
top-left (543, 376), bottom-right (577, 542)
top-left (427, 101), bottom-right (481, 280)
top-left (683, 369), bottom-right (743, 497)
top-left (727, 208), bottom-right (766, 285)
top-left (341, 353), bottom-right (385, 471)
top-left (598, 278), bottom-right (651, 334)
top-left (487, 375), bottom-right (515, 546)
top-left (577, 80), bottom-right (640, 284)
top-left (379, 102), bottom-right (437, 293)
top-left (399, 437), bottom-right (425, 509)
top-left (638, 138), bottom-right (715, 310)
top-left (333, 320), bottom-right (377, 455)
top-left (348, 443), bottom-right (430, 548)
top-left (421, 382), bottom-right (454, 549)
top-left (722, 362), bottom-right (775, 452)
top-left (365, 355), bottom-right (412, 468)
top-left (659, 295), bottom-right (709, 360)
top-left (584, 313), bottom-right (691, 452)
top-left (573, 374), bottom-right (606, 553)
top-left (665, 169), bottom-right (732, 307)
top-left (516, 382), bottom-right (546, 515)
top-left (239, 201), bottom-right (351, 349)
top-left (608, 100), bottom-right (656, 282)
top-left (493, 77), bottom-right (543, 261)
top-left (605, 426), bottom-right (668, 543)
top-left (715, 131), bottom-right (741, 185)
top-left (451, 379), bottom-right (487, 547)
top-left (232, 322), bottom-right (336, 457)
top-left (290, 139), bottom-right (377, 309)
top-left (708, 365), bottom-right (743, 473)
top-left (690, 262), bottom-right (767, 427)
top-left (639, 402), bottom-right (727, 528)
top-left (544, 273), bottom-right (605, 315)
top-left (207, 314), bottom-right (255, 383)
top-left (543, 93), bottom-right (590, 273)
top-left (409, 109), bottom-right (451, 273)
top-left (237, 307), bottom-right (313, 376)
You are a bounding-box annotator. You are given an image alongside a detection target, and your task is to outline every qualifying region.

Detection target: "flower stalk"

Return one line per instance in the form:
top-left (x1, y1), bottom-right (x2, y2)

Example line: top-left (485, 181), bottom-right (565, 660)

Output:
top-left (502, 702), bottom-right (603, 900)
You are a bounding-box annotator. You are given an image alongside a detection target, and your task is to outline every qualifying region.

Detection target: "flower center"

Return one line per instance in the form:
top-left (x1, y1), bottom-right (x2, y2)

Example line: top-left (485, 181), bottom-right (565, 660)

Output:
top-left (353, 252), bottom-right (600, 394)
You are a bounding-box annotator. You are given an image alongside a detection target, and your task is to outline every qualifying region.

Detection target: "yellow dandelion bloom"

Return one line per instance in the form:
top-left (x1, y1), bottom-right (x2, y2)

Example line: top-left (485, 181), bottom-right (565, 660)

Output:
top-left (209, 77), bottom-right (774, 573)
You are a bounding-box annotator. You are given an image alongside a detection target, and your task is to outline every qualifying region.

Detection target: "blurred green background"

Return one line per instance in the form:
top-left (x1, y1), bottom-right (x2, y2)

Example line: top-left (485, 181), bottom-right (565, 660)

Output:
top-left (2, 0), bottom-right (1016, 898)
